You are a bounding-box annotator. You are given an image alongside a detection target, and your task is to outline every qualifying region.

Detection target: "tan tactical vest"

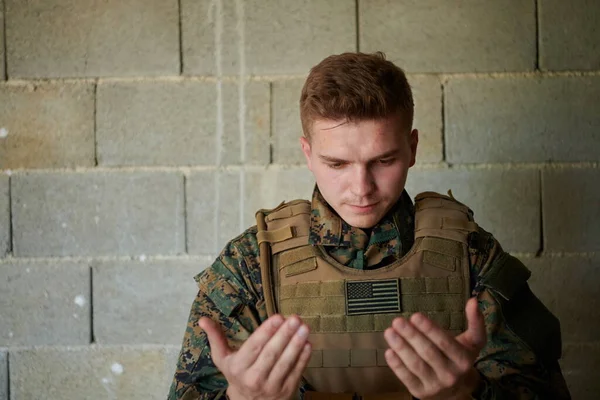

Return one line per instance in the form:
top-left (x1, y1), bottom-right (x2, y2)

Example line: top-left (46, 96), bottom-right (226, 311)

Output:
top-left (255, 192), bottom-right (479, 400)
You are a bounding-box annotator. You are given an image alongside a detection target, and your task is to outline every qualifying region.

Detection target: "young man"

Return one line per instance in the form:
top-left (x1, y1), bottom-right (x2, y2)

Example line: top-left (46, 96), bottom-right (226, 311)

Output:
top-left (168, 52), bottom-right (570, 400)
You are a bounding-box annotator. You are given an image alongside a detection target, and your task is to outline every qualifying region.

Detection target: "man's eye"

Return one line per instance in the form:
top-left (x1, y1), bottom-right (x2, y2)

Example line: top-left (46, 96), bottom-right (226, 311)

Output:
top-left (379, 158), bottom-right (394, 165)
top-left (328, 162), bottom-right (344, 169)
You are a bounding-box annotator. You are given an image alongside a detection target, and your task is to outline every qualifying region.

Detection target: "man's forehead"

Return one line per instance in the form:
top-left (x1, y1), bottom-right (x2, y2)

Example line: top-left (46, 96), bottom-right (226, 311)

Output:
top-left (310, 117), bottom-right (406, 141)
top-left (314, 118), bottom-right (350, 131)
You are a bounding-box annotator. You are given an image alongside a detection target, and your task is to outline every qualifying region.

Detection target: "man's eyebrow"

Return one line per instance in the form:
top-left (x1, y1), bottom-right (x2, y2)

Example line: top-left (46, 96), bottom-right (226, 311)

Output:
top-left (318, 149), bottom-right (401, 163)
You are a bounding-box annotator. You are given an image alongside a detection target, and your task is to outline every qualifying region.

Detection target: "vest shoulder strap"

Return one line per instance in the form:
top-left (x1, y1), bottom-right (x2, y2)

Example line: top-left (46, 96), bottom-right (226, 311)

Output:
top-left (255, 199), bottom-right (311, 317)
top-left (414, 191), bottom-right (478, 243)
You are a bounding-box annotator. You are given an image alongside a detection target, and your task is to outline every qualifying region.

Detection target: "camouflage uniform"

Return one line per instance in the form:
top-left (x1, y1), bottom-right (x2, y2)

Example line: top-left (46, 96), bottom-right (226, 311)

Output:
top-left (168, 187), bottom-right (570, 400)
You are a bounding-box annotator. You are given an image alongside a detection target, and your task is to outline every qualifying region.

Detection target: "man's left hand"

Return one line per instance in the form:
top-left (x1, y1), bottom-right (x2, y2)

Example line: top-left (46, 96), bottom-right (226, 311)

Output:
top-left (384, 298), bottom-right (487, 400)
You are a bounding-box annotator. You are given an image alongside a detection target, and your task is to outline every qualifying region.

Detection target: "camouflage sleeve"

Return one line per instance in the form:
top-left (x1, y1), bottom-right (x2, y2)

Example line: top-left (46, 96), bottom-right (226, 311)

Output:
top-left (468, 227), bottom-right (571, 399)
top-left (167, 227), bottom-right (267, 400)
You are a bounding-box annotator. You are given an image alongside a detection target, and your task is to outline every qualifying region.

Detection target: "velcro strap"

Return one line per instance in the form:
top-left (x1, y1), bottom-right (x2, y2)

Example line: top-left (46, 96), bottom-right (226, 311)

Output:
top-left (415, 192), bottom-right (471, 214)
top-left (363, 392), bottom-right (413, 400)
top-left (419, 236), bottom-right (463, 258)
top-left (256, 225), bottom-right (294, 244)
top-left (304, 393), bottom-right (354, 400)
top-left (284, 258), bottom-right (318, 277)
top-left (279, 245), bottom-right (319, 267)
top-left (304, 385), bottom-right (411, 399)
top-left (416, 216), bottom-right (478, 232)
top-left (265, 202), bottom-right (311, 221)
top-left (422, 250), bottom-right (458, 271)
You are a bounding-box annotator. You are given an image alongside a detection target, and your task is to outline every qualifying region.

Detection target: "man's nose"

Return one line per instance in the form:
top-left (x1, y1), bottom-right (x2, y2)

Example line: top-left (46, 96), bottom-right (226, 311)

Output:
top-left (351, 166), bottom-right (375, 197)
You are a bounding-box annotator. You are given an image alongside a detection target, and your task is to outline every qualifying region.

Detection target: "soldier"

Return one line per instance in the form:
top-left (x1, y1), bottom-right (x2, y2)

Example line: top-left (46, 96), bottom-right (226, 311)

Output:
top-left (168, 52), bottom-right (571, 400)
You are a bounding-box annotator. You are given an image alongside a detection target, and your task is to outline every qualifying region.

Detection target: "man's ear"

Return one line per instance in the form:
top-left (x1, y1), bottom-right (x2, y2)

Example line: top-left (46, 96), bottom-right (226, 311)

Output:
top-left (300, 136), bottom-right (313, 171)
top-left (409, 129), bottom-right (419, 167)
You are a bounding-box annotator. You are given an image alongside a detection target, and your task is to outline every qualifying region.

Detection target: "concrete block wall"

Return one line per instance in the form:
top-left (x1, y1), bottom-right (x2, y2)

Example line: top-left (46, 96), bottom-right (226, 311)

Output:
top-left (0, 1), bottom-right (598, 399)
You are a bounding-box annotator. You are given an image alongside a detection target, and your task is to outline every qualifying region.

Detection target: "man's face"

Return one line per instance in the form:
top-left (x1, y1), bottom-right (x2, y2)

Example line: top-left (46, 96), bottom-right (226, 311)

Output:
top-left (300, 115), bottom-right (418, 229)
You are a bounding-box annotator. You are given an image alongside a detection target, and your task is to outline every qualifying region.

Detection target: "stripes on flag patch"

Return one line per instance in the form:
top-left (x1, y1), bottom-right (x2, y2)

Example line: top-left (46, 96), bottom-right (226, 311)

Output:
top-left (345, 279), bottom-right (401, 316)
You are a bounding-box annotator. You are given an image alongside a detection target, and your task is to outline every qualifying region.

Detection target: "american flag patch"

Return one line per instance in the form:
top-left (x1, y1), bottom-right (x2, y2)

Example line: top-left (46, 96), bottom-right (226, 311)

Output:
top-left (345, 279), bottom-right (401, 316)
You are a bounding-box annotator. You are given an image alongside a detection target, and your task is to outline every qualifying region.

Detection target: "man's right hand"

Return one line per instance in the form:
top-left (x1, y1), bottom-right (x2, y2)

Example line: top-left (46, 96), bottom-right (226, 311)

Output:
top-left (199, 314), bottom-right (312, 400)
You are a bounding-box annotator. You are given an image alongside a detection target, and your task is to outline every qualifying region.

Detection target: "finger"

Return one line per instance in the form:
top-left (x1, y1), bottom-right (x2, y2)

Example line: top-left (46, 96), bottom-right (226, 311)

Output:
top-left (251, 315), bottom-right (304, 380)
top-left (385, 323), bottom-right (436, 383)
top-left (392, 316), bottom-right (452, 378)
top-left (456, 298), bottom-right (487, 352)
top-left (233, 314), bottom-right (285, 370)
top-left (409, 312), bottom-right (472, 373)
top-left (385, 348), bottom-right (423, 394)
top-left (267, 322), bottom-right (310, 384)
top-left (282, 342), bottom-right (313, 393)
top-left (199, 317), bottom-right (233, 370)
top-left (465, 298), bottom-right (487, 349)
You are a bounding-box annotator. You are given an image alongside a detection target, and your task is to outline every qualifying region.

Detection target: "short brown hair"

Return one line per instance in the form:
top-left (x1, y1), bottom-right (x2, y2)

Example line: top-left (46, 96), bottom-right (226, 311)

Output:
top-left (300, 52), bottom-right (414, 139)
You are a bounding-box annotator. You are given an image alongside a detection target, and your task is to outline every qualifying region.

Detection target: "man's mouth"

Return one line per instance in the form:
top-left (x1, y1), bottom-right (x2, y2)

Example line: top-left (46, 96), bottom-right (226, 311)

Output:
top-left (347, 202), bottom-right (379, 213)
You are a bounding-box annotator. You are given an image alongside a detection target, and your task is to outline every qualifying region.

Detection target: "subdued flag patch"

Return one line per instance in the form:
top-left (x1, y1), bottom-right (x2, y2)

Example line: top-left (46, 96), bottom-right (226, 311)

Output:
top-left (345, 279), bottom-right (401, 316)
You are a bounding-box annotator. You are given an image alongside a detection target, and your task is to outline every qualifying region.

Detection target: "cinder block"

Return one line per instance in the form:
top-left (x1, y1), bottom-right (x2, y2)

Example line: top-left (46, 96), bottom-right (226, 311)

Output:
top-left (527, 255), bottom-right (600, 342)
top-left (0, 350), bottom-right (6, 400)
top-left (93, 259), bottom-right (206, 345)
top-left (221, 82), bottom-right (271, 165)
top-left (243, 167), bottom-right (315, 227)
top-left (272, 79), bottom-right (305, 164)
top-left (12, 171), bottom-right (185, 257)
top-left (6, 0), bottom-right (179, 78)
top-left (0, 82), bottom-right (95, 169)
top-left (560, 343), bottom-right (600, 400)
top-left (359, 0), bottom-right (535, 73)
top-left (97, 80), bottom-right (270, 166)
top-left (10, 346), bottom-right (175, 400)
top-left (411, 75), bottom-right (443, 163)
top-left (405, 168), bottom-right (540, 253)
top-left (164, 345), bottom-right (180, 383)
top-left (445, 76), bottom-right (600, 163)
top-left (182, 0), bottom-right (355, 75)
top-left (187, 170), bottom-right (242, 255)
top-left (539, 0), bottom-right (600, 71)
top-left (543, 168), bottom-right (600, 252)
top-left (0, 176), bottom-right (8, 257)
top-left (0, 261), bottom-right (90, 346)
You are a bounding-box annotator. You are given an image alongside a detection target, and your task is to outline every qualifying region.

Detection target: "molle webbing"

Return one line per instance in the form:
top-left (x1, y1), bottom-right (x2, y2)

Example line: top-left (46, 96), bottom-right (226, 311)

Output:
top-left (305, 391), bottom-right (413, 400)
top-left (279, 278), bottom-right (465, 333)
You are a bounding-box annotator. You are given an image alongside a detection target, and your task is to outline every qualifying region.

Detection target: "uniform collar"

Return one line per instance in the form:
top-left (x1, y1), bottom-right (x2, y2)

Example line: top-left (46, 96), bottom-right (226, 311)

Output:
top-left (308, 185), bottom-right (414, 249)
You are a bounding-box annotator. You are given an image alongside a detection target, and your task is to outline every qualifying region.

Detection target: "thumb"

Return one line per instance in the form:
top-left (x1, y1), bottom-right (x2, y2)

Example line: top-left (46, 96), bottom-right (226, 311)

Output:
top-left (199, 316), bottom-right (233, 370)
top-left (456, 297), bottom-right (487, 352)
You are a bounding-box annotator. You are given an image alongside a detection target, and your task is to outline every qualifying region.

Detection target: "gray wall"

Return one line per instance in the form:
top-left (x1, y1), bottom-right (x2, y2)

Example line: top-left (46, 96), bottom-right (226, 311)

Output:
top-left (0, 0), bottom-right (598, 399)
